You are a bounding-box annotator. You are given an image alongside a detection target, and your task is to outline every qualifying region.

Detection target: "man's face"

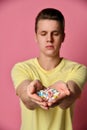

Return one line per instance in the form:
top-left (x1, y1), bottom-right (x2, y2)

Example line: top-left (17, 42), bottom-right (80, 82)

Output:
top-left (35, 19), bottom-right (65, 57)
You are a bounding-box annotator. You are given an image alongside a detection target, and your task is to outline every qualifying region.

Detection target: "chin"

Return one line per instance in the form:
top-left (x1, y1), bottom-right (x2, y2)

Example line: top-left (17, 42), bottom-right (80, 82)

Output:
top-left (45, 53), bottom-right (58, 57)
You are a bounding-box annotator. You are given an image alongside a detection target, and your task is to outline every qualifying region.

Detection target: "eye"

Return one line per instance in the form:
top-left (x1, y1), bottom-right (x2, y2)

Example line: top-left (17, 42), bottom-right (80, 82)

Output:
top-left (40, 31), bottom-right (47, 36)
top-left (53, 31), bottom-right (60, 36)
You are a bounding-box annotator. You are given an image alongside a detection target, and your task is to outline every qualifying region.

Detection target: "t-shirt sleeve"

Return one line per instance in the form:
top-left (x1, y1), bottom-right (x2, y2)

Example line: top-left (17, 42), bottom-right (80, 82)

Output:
top-left (11, 63), bottom-right (32, 89)
top-left (66, 64), bottom-right (87, 89)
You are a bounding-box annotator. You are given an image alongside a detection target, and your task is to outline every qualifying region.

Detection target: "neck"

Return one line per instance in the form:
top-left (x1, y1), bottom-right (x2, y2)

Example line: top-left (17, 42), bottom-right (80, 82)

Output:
top-left (37, 55), bottom-right (61, 71)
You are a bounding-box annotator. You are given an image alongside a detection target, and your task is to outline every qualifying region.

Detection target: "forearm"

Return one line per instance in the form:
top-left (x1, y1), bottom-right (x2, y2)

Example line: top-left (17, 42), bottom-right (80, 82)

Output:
top-left (16, 80), bottom-right (38, 110)
top-left (59, 80), bottom-right (81, 109)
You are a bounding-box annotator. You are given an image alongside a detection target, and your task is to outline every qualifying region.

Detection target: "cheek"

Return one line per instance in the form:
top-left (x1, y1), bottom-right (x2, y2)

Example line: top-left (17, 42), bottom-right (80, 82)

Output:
top-left (37, 37), bottom-right (45, 44)
top-left (55, 39), bottom-right (62, 48)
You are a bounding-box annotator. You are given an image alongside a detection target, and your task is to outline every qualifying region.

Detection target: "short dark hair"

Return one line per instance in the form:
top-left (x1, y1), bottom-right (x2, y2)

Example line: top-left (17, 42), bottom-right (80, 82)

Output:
top-left (35, 8), bottom-right (65, 33)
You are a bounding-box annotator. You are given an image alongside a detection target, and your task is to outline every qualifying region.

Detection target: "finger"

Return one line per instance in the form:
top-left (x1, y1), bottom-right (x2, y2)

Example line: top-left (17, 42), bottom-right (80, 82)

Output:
top-left (40, 105), bottom-right (49, 110)
top-left (29, 80), bottom-right (45, 92)
top-left (57, 84), bottom-right (70, 96)
top-left (35, 80), bottom-right (43, 90)
top-left (48, 102), bottom-right (57, 108)
top-left (31, 98), bottom-right (48, 107)
top-left (33, 80), bottom-right (45, 91)
top-left (65, 88), bottom-right (70, 95)
top-left (47, 92), bottom-right (66, 104)
top-left (30, 93), bottom-right (44, 102)
top-left (27, 83), bottom-right (36, 94)
top-left (47, 102), bottom-right (53, 106)
top-left (27, 85), bottom-right (43, 102)
top-left (60, 86), bottom-right (70, 96)
top-left (65, 85), bottom-right (71, 95)
top-left (27, 82), bottom-right (40, 94)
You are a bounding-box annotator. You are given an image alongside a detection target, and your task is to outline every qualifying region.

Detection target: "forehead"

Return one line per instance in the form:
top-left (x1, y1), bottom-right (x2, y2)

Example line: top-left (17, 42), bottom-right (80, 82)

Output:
top-left (37, 19), bottom-right (61, 31)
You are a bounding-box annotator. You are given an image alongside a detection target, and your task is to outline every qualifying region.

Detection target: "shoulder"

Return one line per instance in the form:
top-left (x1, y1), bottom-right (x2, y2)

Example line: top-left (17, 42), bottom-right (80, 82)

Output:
top-left (61, 58), bottom-right (87, 79)
top-left (12, 57), bottom-right (37, 69)
top-left (63, 58), bottom-right (87, 88)
top-left (63, 58), bottom-right (87, 70)
top-left (11, 58), bottom-right (38, 76)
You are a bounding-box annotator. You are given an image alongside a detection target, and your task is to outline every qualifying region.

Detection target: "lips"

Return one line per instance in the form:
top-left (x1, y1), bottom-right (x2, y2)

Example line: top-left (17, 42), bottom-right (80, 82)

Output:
top-left (46, 45), bottom-right (54, 49)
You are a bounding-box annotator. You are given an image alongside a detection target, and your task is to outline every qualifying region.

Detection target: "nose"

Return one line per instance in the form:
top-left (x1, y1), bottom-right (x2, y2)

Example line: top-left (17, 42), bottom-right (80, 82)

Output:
top-left (47, 33), bottom-right (53, 43)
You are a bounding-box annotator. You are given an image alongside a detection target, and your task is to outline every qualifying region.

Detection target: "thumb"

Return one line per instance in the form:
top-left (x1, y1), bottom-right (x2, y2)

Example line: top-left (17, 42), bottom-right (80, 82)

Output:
top-left (27, 82), bottom-right (36, 95)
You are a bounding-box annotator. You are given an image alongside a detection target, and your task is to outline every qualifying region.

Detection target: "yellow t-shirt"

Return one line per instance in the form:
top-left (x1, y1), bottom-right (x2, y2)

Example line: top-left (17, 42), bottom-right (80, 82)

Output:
top-left (11, 58), bottom-right (87, 130)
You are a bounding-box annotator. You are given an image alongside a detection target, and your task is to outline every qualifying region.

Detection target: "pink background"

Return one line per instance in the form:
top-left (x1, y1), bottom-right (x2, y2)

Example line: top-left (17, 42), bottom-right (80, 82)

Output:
top-left (0, 0), bottom-right (87, 130)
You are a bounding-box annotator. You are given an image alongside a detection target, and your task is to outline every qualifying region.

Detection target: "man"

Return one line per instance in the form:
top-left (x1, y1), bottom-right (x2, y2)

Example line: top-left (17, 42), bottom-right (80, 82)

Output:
top-left (11, 8), bottom-right (87, 130)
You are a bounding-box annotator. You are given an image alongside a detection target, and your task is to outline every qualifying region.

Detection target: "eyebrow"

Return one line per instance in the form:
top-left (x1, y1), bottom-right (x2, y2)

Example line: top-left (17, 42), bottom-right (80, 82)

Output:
top-left (40, 30), bottom-right (61, 33)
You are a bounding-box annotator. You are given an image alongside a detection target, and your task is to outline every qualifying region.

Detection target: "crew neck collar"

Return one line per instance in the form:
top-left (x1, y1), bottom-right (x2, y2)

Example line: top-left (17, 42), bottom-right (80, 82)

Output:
top-left (35, 57), bottom-right (64, 73)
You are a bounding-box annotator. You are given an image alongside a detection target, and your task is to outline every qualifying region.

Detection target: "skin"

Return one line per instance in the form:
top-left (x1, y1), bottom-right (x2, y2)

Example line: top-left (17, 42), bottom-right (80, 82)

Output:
top-left (35, 19), bottom-right (65, 68)
top-left (16, 19), bottom-right (81, 110)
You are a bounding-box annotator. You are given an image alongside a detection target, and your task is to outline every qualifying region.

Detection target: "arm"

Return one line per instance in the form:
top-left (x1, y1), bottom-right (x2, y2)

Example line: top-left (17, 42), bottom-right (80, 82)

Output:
top-left (48, 81), bottom-right (81, 109)
top-left (48, 65), bottom-right (87, 109)
top-left (16, 79), bottom-right (48, 110)
top-left (11, 63), bottom-right (49, 110)
top-left (16, 79), bottom-right (36, 110)
top-left (58, 80), bottom-right (81, 109)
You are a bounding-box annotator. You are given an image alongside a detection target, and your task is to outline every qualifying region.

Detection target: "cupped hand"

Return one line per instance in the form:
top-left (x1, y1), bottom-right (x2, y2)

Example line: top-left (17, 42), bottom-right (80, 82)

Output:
top-left (47, 81), bottom-right (70, 107)
top-left (27, 80), bottom-right (49, 109)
